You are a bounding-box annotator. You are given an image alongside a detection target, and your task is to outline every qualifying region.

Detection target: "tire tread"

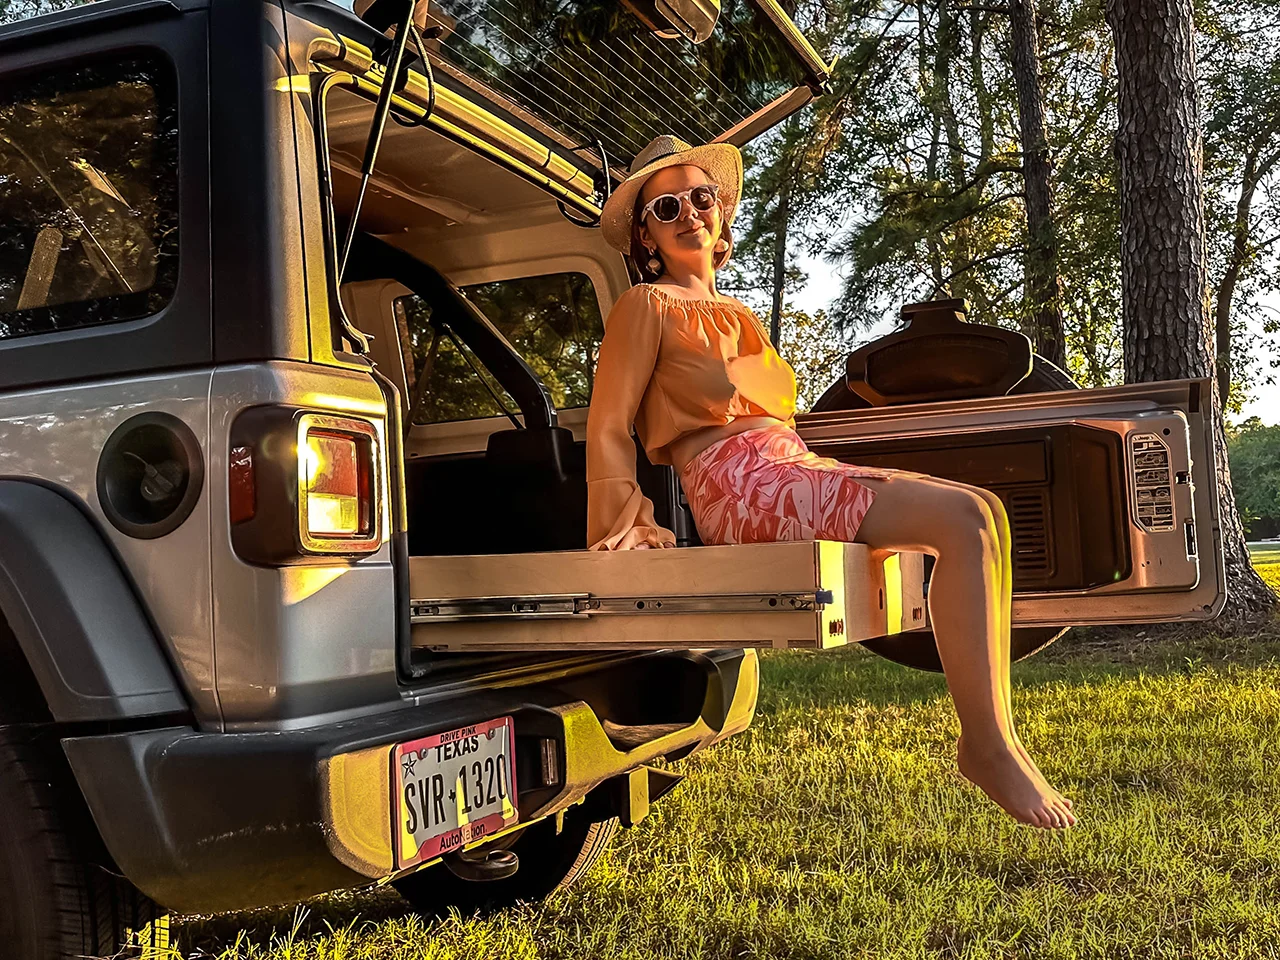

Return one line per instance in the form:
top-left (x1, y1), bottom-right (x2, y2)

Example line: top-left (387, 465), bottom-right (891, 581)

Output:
top-left (0, 725), bottom-right (170, 959)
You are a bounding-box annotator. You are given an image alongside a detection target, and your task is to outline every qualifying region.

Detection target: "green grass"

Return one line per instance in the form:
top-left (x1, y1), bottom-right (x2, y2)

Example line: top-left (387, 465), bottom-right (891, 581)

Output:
top-left (174, 571), bottom-right (1280, 960)
top-left (1250, 542), bottom-right (1280, 593)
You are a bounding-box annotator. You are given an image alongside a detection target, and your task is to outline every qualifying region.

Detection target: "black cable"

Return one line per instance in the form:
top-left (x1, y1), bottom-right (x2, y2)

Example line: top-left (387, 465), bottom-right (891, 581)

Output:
top-left (556, 136), bottom-right (613, 228)
top-left (391, 21), bottom-right (439, 129)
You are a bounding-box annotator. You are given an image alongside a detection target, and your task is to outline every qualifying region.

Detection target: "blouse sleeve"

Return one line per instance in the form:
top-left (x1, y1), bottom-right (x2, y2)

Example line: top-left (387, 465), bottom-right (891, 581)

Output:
top-left (585, 286), bottom-right (678, 551)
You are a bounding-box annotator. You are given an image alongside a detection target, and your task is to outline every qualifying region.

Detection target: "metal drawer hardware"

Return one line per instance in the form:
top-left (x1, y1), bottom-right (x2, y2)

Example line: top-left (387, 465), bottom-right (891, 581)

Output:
top-left (410, 590), bottom-right (835, 623)
top-left (1129, 433), bottom-right (1176, 533)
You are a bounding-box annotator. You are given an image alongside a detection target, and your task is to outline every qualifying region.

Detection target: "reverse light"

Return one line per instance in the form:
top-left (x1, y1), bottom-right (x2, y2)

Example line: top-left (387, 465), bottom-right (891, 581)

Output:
top-left (303, 429), bottom-right (371, 537)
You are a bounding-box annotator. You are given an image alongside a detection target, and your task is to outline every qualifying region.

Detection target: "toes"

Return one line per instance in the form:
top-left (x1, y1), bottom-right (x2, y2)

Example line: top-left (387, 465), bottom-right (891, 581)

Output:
top-left (1050, 800), bottom-right (1076, 828)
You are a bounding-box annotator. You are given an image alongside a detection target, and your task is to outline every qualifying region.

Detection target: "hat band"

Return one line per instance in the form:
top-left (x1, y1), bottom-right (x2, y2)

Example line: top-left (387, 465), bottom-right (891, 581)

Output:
top-left (631, 146), bottom-right (682, 176)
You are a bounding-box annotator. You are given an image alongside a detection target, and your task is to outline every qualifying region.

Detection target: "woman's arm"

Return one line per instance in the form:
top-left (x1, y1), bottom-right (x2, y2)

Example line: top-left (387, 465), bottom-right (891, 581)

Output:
top-left (585, 286), bottom-right (677, 551)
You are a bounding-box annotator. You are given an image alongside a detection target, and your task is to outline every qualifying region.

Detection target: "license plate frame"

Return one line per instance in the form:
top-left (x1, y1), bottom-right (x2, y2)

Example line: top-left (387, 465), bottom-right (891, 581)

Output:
top-left (392, 716), bottom-right (519, 870)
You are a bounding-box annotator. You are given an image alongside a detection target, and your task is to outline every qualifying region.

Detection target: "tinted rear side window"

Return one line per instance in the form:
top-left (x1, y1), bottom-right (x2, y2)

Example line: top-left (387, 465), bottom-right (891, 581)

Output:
top-left (398, 271), bottom-right (604, 425)
top-left (0, 55), bottom-right (178, 340)
top-left (1, 0), bottom-right (106, 29)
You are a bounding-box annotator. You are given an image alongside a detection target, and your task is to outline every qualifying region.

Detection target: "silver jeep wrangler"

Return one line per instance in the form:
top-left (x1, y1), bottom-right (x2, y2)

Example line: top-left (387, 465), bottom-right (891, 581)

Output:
top-left (0, 0), bottom-right (1225, 954)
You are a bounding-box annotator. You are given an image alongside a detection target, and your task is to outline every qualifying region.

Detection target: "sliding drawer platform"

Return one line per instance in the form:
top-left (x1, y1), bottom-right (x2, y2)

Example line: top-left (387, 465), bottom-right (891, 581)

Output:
top-left (409, 541), bottom-right (926, 652)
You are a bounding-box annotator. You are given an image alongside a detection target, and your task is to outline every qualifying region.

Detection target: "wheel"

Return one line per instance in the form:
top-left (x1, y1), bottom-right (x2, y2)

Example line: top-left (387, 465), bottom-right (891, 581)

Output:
top-left (392, 807), bottom-right (618, 918)
top-left (0, 725), bottom-right (170, 959)
top-left (814, 354), bottom-right (1082, 672)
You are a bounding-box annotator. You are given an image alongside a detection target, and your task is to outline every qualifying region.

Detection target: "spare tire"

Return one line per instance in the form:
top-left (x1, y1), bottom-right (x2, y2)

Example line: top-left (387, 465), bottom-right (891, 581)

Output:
top-left (813, 353), bottom-right (1081, 672)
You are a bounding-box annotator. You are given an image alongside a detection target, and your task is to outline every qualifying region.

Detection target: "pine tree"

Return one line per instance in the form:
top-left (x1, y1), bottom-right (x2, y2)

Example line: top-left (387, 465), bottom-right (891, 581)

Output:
top-left (1106, 0), bottom-right (1276, 619)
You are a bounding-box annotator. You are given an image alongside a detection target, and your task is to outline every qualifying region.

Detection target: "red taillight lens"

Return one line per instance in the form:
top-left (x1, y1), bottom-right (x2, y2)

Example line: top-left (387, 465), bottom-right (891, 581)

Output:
top-left (229, 445), bottom-right (256, 524)
top-left (303, 430), bottom-right (369, 537)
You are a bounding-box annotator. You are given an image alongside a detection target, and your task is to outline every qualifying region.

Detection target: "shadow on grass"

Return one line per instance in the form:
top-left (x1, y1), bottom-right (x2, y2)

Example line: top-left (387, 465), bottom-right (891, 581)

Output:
top-left (173, 887), bottom-right (414, 956)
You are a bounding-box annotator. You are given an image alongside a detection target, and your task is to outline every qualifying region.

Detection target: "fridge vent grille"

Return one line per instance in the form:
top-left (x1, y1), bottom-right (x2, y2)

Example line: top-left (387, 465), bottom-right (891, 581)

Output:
top-left (1008, 490), bottom-right (1050, 578)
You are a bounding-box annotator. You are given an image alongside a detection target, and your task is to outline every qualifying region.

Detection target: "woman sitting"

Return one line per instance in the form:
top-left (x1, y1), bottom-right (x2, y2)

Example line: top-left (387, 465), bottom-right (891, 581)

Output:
top-left (584, 134), bottom-right (1076, 829)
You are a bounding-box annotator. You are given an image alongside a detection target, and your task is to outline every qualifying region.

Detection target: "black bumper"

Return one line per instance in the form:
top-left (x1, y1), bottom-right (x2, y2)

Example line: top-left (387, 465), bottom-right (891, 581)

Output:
top-left (62, 648), bottom-right (757, 914)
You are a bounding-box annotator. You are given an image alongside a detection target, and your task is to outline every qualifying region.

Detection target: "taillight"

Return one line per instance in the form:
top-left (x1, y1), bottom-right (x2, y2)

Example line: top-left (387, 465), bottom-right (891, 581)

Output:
top-left (296, 414), bottom-right (379, 555)
top-left (228, 407), bottom-right (382, 565)
top-left (302, 428), bottom-right (374, 539)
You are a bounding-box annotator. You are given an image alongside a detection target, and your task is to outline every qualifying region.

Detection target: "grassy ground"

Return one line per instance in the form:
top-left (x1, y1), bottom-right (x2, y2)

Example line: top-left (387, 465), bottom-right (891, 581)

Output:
top-left (1252, 542), bottom-right (1280, 593)
top-left (173, 558), bottom-right (1280, 960)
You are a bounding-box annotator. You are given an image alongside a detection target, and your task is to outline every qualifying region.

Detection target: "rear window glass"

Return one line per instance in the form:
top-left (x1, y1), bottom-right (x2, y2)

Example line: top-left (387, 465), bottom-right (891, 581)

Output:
top-left (320, 0), bottom-right (808, 166)
top-left (398, 271), bottom-right (605, 425)
top-left (1, 0), bottom-right (104, 29)
top-left (0, 55), bottom-right (179, 340)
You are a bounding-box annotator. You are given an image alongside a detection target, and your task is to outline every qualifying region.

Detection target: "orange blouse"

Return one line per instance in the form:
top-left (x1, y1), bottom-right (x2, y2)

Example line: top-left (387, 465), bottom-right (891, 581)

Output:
top-left (585, 282), bottom-right (799, 551)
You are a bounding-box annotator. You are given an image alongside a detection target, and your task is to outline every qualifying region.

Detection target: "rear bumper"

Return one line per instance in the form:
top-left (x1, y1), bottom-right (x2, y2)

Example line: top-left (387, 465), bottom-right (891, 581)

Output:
top-left (62, 648), bottom-right (757, 914)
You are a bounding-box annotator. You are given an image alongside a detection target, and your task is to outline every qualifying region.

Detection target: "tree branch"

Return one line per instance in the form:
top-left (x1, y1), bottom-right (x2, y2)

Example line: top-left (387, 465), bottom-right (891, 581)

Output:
top-left (929, 246), bottom-right (1027, 296)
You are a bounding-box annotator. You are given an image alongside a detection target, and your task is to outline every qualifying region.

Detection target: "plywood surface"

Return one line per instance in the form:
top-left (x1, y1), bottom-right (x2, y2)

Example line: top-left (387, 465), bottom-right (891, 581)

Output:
top-left (409, 541), bottom-right (926, 652)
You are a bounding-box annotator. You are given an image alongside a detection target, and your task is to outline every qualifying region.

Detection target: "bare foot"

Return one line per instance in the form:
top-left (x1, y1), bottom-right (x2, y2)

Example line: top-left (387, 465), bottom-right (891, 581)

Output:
top-left (1009, 732), bottom-right (1075, 810)
top-left (957, 734), bottom-right (1077, 828)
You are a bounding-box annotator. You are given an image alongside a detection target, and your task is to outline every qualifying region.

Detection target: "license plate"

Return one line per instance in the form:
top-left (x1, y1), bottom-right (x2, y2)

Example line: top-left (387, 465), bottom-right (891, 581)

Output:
top-left (393, 717), bottom-right (518, 869)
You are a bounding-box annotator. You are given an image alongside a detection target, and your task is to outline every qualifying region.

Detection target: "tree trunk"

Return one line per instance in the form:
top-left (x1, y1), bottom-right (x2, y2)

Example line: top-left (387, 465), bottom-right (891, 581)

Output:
top-left (1008, 0), bottom-right (1067, 369)
top-left (770, 176), bottom-right (791, 346)
top-left (1106, 0), bottom-right (1276, 621)
top-left (921, 2), bottom-right (945, 288)
top-left (969, 8), bottom-right (995, 165)
top-left (934, 0), bottom-right (971, 300)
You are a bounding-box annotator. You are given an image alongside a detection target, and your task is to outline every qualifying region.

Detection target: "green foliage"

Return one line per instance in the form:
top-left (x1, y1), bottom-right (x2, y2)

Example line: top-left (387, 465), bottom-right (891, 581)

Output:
top-left (1229, 418), bottom-right (1280, 537)
top-left (775, 305), bottom-right (853, 411)
top-left (400, 272), bottom-right (604, 424)
top-left (729, 0), bottom-right (1280, 405)
top-left (1199, 0), bottom-right (1280, 413)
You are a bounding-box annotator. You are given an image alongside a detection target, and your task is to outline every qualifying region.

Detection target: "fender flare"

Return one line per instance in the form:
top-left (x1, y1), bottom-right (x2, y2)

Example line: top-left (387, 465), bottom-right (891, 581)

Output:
top-left (0, 480), bottom-right (187, 722)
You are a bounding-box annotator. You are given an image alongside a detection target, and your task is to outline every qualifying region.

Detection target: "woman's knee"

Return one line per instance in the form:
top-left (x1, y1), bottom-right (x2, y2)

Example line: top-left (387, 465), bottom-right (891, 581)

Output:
top-left (973, 487), bottom-right (1010, 537)
top-left (932, 486), bottom-right (1001, 553)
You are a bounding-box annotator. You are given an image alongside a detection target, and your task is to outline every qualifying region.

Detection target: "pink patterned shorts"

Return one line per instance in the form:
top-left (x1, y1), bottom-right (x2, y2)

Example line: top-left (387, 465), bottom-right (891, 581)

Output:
top-left (678, 423), bottom-right (926, 546)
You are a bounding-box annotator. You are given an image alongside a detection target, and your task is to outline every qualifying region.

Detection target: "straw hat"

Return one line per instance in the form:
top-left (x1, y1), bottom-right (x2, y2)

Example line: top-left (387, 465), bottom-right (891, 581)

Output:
top-left (599, 135), bottom-right (743, 254)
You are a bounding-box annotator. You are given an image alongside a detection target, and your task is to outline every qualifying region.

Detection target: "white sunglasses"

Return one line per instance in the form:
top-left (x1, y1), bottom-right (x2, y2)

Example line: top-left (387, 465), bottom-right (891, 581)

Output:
top-left (640, 183), bottom-right (721, 224)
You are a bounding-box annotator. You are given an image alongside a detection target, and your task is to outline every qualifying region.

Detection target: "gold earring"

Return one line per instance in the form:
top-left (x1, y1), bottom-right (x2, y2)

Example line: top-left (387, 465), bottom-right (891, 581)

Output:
top-left (714, 238), bottom-right (729, 253)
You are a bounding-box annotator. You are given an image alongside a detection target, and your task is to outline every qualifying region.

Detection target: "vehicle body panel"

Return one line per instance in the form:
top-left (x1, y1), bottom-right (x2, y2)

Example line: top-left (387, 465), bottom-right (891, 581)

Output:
top-left (0, 369), bottom-right (218, 719)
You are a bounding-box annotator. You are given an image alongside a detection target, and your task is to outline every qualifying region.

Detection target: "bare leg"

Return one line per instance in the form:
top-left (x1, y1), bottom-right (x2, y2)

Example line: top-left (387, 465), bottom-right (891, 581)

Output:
top-left (847, 474), bottom-right (1076, 828)
top-left (920, 481), bottom-right (1073, 812)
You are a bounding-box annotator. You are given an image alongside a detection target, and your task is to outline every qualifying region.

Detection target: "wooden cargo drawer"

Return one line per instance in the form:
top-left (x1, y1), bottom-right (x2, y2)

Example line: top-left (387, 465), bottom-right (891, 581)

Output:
top-left (408, 541), bottom-right (927, 652)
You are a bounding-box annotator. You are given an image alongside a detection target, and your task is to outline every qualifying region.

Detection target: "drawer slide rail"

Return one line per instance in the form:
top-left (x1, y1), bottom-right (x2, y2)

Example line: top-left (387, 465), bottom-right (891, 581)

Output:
top-left (411, 590), bottom-right (836, 623)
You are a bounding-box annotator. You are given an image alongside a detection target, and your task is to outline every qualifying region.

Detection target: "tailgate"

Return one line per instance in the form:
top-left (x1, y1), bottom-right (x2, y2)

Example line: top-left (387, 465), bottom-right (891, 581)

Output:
top-left (796, 378), bottom-right (1225, 627)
